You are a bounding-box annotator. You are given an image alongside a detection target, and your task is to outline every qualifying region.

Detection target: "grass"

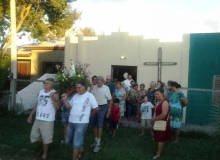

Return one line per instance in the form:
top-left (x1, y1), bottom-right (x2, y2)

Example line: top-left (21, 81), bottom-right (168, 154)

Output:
top-left (0, 112), bottom-right (220, 160)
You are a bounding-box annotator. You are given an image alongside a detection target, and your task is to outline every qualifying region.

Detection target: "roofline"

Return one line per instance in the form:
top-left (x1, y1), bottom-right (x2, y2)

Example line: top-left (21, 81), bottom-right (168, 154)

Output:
top-left (23, 46), bottom-right (65, 50)
top-left (17, 53), bottom-right (32, 57)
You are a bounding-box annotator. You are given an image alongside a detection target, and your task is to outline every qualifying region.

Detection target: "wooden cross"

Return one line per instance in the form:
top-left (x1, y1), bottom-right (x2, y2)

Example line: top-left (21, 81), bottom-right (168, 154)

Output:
top-left (143, 47), bottom-right (177, 81)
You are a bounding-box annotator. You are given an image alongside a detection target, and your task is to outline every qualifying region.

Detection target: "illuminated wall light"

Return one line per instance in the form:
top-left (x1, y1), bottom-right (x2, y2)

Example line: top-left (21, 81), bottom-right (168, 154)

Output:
top-left (120, 56), bottom-right (126, 60)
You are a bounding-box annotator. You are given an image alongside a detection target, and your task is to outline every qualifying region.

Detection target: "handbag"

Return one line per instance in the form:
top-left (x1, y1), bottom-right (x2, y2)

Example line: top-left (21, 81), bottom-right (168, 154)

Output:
top-left (153, 120), bottom-right (167, 131)
top-left (153, 103), bottom-right (169, 131)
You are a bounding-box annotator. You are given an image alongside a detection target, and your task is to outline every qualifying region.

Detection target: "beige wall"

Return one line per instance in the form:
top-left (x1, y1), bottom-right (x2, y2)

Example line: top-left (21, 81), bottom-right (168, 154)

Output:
top-left (65, 32), bottom-right (190, 88)
top-left (18, 49), bottom-right (64, 81)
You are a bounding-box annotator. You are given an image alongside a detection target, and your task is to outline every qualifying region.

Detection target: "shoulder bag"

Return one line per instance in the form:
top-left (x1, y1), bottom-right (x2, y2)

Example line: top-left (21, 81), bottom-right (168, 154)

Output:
top-left (153, 102), bottom-right (169, 131)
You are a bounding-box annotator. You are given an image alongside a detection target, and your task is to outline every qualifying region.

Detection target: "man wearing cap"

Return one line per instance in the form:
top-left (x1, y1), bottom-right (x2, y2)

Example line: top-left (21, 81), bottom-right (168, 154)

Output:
top-left (90, 76), bottom-right (113, 153)
top-left (27, 78), bottom-right (60, 159)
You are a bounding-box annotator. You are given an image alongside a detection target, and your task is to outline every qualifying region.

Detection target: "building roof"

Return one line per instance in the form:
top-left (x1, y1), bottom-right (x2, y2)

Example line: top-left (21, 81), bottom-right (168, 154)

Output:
top-left (22, 45), bottom-right (64, 50)
top-left (22, 39), bottom-right (65, 50)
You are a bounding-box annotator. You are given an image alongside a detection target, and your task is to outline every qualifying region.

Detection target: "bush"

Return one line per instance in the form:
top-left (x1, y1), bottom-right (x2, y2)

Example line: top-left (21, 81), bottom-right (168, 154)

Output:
top-left (0, 54), bottom-right (10, 92)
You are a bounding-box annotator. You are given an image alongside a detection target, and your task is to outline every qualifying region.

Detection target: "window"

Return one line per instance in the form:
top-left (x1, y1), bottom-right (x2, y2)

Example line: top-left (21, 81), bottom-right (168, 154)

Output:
top-left (212, 75), bottom-right (220, 106)
top-left (41, 62), bottom-right (63, 76)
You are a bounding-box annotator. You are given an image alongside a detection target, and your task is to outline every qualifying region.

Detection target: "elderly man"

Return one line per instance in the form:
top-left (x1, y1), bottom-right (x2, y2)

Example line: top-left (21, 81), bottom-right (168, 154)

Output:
top-left (27, 78), bottom-right (60, 159)
top-left (105, 75), bottom-right (115, 96)
top-left (62, 81), bottom-right (99, 160)
top-left (91, 76), bottom-right (113, 152)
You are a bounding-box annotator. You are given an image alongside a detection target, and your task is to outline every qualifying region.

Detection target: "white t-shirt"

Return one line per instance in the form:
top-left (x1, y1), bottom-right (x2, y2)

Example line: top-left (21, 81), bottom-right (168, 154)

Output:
top-left (69, 92), bottom-right (98, 123)
top-left (91, 85), bottom-right (112, 105)
top-left (123, 79), bottom-right (132, 90)
top-left (140, 102), bottom-right (154, 119)
top-left (36, 89), bottom-right (56, 121)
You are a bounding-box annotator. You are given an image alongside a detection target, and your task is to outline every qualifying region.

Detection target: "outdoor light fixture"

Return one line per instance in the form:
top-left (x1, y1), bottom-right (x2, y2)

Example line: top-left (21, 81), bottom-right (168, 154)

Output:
top-left (120, 56), bottom-right (126, 60)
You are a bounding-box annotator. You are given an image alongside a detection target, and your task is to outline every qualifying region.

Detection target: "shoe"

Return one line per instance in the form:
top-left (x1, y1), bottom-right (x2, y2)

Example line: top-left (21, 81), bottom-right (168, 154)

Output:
top-left (152, 155), bottom-right (161, 159)
top-left (93, 145), bottom-right (101, 153)
top-left (60, 140), bottom-right (65, 145)
top-left (90, 142), bottom-right (97, 148)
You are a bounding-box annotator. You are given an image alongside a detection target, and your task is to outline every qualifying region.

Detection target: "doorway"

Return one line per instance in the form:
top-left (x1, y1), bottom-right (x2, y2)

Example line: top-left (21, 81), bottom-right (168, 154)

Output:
top-left (17, 60), bottom-right (31, 91)
top-left (111, 65), bottom-right (137, 82)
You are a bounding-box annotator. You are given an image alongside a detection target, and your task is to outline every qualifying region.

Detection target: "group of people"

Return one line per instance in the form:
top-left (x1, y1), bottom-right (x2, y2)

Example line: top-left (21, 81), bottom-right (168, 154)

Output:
top-left (27, 74), bottom-right (188, 160)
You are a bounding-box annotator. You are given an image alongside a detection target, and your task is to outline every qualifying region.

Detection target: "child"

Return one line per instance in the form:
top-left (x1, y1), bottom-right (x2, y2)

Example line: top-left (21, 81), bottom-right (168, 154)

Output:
top-left (107, 98), bottom-right (120, 138)
top-left (139, 95), bottom-right (154, 138)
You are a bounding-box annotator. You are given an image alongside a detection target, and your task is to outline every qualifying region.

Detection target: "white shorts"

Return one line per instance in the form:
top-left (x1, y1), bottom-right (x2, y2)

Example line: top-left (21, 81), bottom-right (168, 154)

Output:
top-left (30, 120), bottom-right (54, 144)
top-left (141, 119), bottom-right (152, 128)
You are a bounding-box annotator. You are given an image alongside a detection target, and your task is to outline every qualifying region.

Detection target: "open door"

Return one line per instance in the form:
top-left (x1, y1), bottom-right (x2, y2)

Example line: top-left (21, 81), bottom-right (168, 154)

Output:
top-left (111, 65), bottom-right (137, 82)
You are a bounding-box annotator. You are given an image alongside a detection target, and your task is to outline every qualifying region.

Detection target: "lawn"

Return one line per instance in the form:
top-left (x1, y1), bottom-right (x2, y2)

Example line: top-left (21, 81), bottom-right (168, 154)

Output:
top-left (0, 112), bottom-right (219, 160)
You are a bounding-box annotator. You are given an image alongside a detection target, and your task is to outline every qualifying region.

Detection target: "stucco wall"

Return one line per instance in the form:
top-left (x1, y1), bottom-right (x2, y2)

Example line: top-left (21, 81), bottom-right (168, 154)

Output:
top-left (65, 32), bottom-right (190, 88)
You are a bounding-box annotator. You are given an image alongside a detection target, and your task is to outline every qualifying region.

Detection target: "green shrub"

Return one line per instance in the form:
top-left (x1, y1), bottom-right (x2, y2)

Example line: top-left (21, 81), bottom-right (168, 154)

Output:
top-left (0, 54), bottom-right (10, 92)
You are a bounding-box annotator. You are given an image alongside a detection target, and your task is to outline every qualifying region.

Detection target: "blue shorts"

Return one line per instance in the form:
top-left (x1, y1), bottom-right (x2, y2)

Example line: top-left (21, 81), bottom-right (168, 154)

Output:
top-left (91, 104), bottom-right (107, 128)
top-left (65, 122), bottom-right (88, 148)
top-left (62, 117), bottom-right (69, 125)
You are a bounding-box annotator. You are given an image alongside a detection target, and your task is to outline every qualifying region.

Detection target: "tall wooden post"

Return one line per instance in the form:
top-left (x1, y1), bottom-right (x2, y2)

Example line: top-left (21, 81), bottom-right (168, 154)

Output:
top-left (10, 0), bottom-right (17, 111)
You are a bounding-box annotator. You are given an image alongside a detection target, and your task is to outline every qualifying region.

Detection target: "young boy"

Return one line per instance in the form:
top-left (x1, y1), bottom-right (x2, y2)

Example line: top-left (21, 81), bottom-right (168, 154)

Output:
top-left (139, 95), bottom-right (154, 138)
top-left (107, 98), bottom-right (120, 138)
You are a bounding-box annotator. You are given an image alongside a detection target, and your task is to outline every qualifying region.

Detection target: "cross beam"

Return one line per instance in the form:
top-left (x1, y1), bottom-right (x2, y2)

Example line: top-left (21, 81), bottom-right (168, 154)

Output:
top-left (143, 47), bottom-right (177, 81)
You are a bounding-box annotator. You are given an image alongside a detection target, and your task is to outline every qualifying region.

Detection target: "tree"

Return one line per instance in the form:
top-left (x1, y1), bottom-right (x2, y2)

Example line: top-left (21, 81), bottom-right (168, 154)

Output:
top-left (0, 0), bottom-right (81, 58)
top-left (79, 27), bottom-right (96, 36)
top-left (0, 54), bottom-right (10, 91)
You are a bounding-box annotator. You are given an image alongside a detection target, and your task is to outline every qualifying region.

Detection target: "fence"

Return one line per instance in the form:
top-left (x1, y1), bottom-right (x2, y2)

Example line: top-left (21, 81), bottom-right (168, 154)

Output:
top-left (164, 87), bottom-right (220, 126)
top-left (0, 78), bottom-right (58, 111)
top-left (0, 92), bottom-right (11, 111)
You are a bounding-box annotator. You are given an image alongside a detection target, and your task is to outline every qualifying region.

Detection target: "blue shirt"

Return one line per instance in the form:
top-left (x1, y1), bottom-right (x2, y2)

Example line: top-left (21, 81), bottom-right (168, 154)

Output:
top-left (61, 93), bottom-right (75, 117)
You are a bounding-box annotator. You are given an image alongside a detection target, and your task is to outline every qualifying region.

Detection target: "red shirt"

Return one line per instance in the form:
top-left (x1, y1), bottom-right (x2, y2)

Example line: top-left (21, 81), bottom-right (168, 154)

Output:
top-left (110, 106), bottom-right (120, 121)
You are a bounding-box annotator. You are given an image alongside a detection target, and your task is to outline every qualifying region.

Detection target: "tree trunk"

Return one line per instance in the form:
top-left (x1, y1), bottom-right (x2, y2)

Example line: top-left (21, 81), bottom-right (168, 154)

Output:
top-left (0, 3), bottom-right (32, 58)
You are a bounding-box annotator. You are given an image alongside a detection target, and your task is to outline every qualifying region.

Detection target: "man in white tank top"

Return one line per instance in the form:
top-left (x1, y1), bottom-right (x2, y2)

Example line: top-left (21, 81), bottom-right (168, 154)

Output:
top-left (27, 78), bottom-right (60, 159)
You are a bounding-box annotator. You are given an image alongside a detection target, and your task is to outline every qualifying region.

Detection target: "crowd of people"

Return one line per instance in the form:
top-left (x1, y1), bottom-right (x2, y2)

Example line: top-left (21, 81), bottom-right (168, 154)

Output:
top-left (27, 74), bottom-right (188, 160)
